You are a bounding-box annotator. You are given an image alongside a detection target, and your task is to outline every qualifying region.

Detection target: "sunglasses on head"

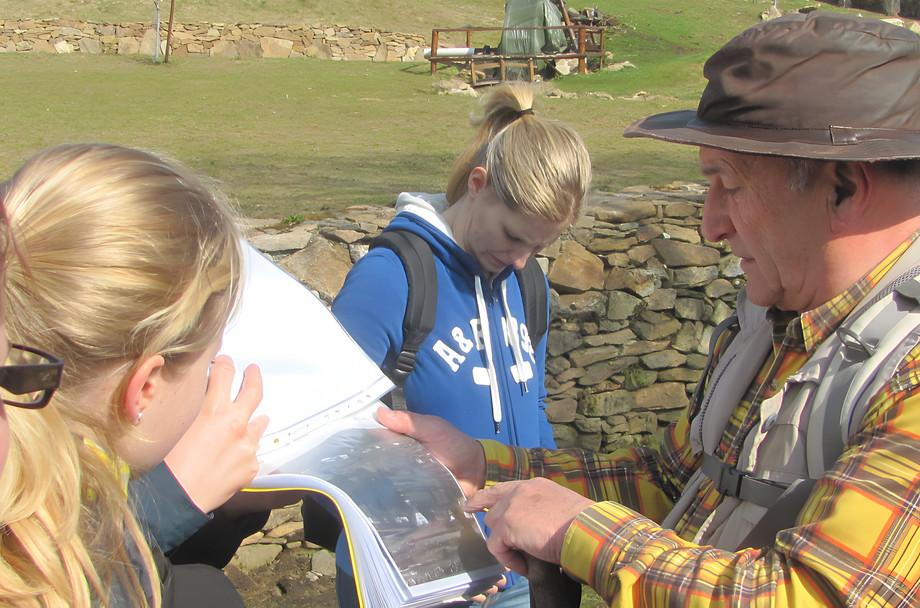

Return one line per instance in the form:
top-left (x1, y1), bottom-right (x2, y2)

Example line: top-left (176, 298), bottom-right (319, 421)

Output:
top-left (0, 344), bottom-right (64, 409)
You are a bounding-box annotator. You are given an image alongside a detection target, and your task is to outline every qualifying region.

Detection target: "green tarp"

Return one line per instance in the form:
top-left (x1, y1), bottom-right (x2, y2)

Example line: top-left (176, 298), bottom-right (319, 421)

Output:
top-left (498, 0), bottom-right (569, 55)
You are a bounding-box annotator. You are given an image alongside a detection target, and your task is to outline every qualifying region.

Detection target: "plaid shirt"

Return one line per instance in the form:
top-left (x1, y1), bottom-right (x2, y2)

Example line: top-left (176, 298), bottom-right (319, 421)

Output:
top-left (481, 235), bottom-right (920, 607)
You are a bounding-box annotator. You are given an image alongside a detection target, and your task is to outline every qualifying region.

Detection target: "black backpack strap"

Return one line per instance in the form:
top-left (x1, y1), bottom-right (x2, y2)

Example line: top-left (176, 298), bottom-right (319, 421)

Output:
top-left (369, 230), bottom-right (438, 390)
top-left (515, 257), bottom-right (549, 347)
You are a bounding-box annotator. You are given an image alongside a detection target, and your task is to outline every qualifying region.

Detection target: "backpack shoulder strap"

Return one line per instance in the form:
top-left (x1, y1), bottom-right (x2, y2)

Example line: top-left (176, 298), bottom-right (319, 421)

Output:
top-left (369, 230), bottom-right (438, 387)
top-left (806, 270), bottom-right (920, 477)
top-left (515, 257), bottom-right (549, 347)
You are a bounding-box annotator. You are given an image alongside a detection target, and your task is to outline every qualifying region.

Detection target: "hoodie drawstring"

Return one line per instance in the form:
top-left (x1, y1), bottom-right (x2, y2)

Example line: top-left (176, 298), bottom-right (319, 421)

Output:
top-left (501, 281), bottom-right (530, 396)
top-left (474, 276), bottom-right (503, 434)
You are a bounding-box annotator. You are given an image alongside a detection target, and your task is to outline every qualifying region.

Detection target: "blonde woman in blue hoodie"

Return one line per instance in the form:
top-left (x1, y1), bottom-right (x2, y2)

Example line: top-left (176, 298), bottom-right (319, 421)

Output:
top-left (331, 83), bottom-right (592, 607)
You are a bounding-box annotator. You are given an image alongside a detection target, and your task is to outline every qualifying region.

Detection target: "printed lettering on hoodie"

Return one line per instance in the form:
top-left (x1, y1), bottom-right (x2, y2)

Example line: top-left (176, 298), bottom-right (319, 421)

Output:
top-left (431, 314), bottom-right (535, 384)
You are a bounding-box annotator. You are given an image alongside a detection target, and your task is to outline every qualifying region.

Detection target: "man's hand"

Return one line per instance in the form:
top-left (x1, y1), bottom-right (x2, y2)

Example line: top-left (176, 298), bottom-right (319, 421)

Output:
top-left (164, 356), bottom-right (268, 514)
top-left (464, 478), bottom-right (595, 575)
top-left (376, 406), bottom-right (486, 497)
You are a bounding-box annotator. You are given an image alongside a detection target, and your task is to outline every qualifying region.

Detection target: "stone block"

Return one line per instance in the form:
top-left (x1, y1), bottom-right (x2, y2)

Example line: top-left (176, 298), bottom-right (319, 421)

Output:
top-left (705, 278), bottom-right (735, 299)
top-left (659, 223), bottom-right (702, 244)
top-left (555, 291), bottom-right (607, 320)
top-left (621, 340), bottom-right (668, 357)
top-left (305, 43), bottom-right (333, 59)
top-left (583, 328), bottom-right (636, 347)
top-left (238, 40), bottom-right (262, 58)
top-left (646, 288), bottom-right (677, 311)
top-left (249, 224), bottom-right (316, 254)
top-left (210, 39), bottom-right (240, 58)
top-left (574, 416), bottom-right (603, 433)
top-left (606, 291), bottom-right (642, 321)
top-left (633, 382), bottom-right (689, 410)
top-left (233, 544), bottom-right (282, 572)
top-left (579, 356), bottom-right (638, 386)
top-left (658, 367), bottom-right (703, 383)
top-left (591, 196), bottom-right (657, 222)
top-left (569, 345), bottom-right (619, 368)
top-left (261, 36), bottom-right (293, 58)
top-left (652, 238), bottom-right (720, 268)
top-left (579, 390), bottom-right (634, 417)
top-left (311, 549), bottom-right (337, 577)
top-left (31, 39), bottom-right (54, 53)
top-left (279, 237), bottom-right (351, 301)
top-left (633, 317), bottom-right (681, 341)
top-left (674, 297), bottom-right (712, 321)
top-left (672, 265), bottom-right (719, 288)
top-left (662, 201), bottom-right (700, 219)
top-left (78, 37), bottom-right (102, 54)
top-left (548, 240), bottom-right (604, 293)
top-left (118, 38), bottom-right (141, 55)
top-left (576, 432), bottom-right (603, 451)
top-left (545, 398), bottom-right (577, 423)
top-left (552, 424), bottom-right (578, 448)
top-left (605, 267), bottom-right (661, 297)
top-left (640, 349), bottom-right (687, 370)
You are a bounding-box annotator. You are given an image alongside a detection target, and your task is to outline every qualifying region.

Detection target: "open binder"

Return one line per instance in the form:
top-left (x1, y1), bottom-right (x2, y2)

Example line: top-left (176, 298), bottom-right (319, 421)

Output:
top-left (220, 243), bottom-right (503, 607)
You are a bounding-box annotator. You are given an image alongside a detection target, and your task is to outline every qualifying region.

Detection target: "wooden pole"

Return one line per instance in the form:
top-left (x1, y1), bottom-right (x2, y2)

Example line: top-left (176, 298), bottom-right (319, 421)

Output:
top-left (164, 0), bottom-right (176, 64)
top-left (430, 30), bottom-right (439, 75)
top-left (555, 0), bottom-right (577, 49)
top-left (577, 26), bottom-right (587, 74)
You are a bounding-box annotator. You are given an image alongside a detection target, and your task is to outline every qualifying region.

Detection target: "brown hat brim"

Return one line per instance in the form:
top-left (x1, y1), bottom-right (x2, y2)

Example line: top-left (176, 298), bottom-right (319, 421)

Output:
top-left (624, 110), bottom-right (920, 161)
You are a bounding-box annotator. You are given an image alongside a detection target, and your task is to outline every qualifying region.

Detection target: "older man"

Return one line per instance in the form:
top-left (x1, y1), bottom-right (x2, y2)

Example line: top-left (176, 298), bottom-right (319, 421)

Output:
top-left (380, 11), bottom-right (920, 607)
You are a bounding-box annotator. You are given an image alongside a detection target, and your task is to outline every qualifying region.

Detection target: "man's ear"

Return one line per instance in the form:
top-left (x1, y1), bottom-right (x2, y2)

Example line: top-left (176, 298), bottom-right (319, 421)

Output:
top-left (466, 166), bottom-right (489, 197)
top-left (121, 355), bottom-right (165, 425)
top-left (829, 162), bottom-right (870, 229)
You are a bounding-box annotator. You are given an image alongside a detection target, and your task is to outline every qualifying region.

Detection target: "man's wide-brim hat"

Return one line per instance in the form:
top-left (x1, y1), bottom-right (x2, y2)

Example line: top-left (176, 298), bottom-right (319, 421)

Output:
top-left (624, 12), bottom-right (920, 160)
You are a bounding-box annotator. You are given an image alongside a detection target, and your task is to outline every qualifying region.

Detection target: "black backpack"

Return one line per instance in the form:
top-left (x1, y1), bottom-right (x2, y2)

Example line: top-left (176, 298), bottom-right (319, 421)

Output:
top-left (370, 229), bottom-right (549, 399)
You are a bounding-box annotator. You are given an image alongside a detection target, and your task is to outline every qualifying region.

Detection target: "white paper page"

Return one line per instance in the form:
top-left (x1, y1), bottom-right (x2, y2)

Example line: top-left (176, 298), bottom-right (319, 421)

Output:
top-left (220, 242), bottom-right (394, 472)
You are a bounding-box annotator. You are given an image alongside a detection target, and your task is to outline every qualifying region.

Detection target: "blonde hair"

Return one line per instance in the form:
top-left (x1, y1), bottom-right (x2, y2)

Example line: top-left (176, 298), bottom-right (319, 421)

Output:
top-left (0, 144), bottom-right (244, 606)
top-left (446, 83), bottom-right (592, 224)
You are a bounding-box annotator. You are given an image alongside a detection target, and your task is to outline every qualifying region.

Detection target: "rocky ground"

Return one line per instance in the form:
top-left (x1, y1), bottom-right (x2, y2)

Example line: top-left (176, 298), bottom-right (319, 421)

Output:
top-left (222, 503), bottom-right (340, 607)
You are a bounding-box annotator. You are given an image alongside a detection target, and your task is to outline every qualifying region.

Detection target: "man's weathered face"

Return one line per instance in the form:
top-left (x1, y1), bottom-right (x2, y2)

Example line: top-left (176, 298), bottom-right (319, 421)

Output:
top-left (698, 147), bottom-right (832, 312)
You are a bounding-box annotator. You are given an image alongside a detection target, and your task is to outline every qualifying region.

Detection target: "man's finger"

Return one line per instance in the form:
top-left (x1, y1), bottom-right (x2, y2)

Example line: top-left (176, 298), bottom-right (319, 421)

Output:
top-left (376, 405), bottom-right (421, 437)
top-left (465, 482), bottom-right (515, 513)
top-left (487, 534), bottom-right (527, 576)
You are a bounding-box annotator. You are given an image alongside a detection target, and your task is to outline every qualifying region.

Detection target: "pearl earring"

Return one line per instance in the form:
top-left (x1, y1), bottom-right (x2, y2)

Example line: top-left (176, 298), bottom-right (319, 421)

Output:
top-left (134, 411), bottom-right (144, 425)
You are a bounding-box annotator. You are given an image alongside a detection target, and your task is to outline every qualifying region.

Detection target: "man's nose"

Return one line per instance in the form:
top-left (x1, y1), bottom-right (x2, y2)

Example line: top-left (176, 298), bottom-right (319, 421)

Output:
top-left (701, 187), bottom-right (733, 243)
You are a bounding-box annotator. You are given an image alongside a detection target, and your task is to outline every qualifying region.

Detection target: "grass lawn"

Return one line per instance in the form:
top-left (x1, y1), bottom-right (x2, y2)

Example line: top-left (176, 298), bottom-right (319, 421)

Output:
top-left (0, 0), bottom-right (506, 34)
top-left (0, 0), bottom-right (866, 220)
top-left (0, 52), bottom-right (705, 218)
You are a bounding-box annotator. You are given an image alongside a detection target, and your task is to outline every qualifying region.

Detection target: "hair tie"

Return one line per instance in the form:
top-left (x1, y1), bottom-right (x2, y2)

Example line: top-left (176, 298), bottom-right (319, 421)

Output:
top-left (515, 107), bottom-right (535, 119)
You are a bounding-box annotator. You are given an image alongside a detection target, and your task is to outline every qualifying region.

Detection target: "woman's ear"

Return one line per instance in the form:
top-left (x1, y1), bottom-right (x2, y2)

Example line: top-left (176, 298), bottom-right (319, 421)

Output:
top-left (121, 355), bottom-right (165, 425)
top-left (466, 166), bottom-right (489, 197)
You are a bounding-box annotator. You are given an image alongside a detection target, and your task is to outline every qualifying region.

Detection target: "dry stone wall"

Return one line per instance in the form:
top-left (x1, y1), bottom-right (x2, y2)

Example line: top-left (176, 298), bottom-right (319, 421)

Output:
top-left (0, 18), bottom-right (428, 61)
top-left (247, 180), bottom-right (742, 453)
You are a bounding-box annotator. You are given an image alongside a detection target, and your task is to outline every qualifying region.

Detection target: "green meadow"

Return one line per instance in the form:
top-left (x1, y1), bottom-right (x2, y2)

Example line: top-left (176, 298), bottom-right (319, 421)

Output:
top-left (0, 0), bottom-right (854, 219)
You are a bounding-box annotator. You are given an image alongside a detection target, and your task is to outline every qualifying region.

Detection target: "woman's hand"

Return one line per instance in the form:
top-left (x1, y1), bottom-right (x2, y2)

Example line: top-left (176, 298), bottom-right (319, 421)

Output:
top-left (164, 356), bottom-right (268, 514)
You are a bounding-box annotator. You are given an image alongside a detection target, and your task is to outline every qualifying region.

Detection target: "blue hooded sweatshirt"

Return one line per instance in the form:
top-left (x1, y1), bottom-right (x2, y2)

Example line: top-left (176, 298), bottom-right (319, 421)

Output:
top-left (332, 192), bottom-right (556, 448)
top-left (329, 193), bottom-right (555, 605)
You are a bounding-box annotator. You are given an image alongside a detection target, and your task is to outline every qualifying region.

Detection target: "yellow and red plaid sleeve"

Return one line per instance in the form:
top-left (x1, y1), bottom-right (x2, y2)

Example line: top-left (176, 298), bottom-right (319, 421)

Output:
top-left (497, 343), bottom-right (920, 607)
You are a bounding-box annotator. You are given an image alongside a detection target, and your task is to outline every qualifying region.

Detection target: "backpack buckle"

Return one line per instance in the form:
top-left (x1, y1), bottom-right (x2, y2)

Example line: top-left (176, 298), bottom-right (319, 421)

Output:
top-left (838, 326), bottom-right (876, 362)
